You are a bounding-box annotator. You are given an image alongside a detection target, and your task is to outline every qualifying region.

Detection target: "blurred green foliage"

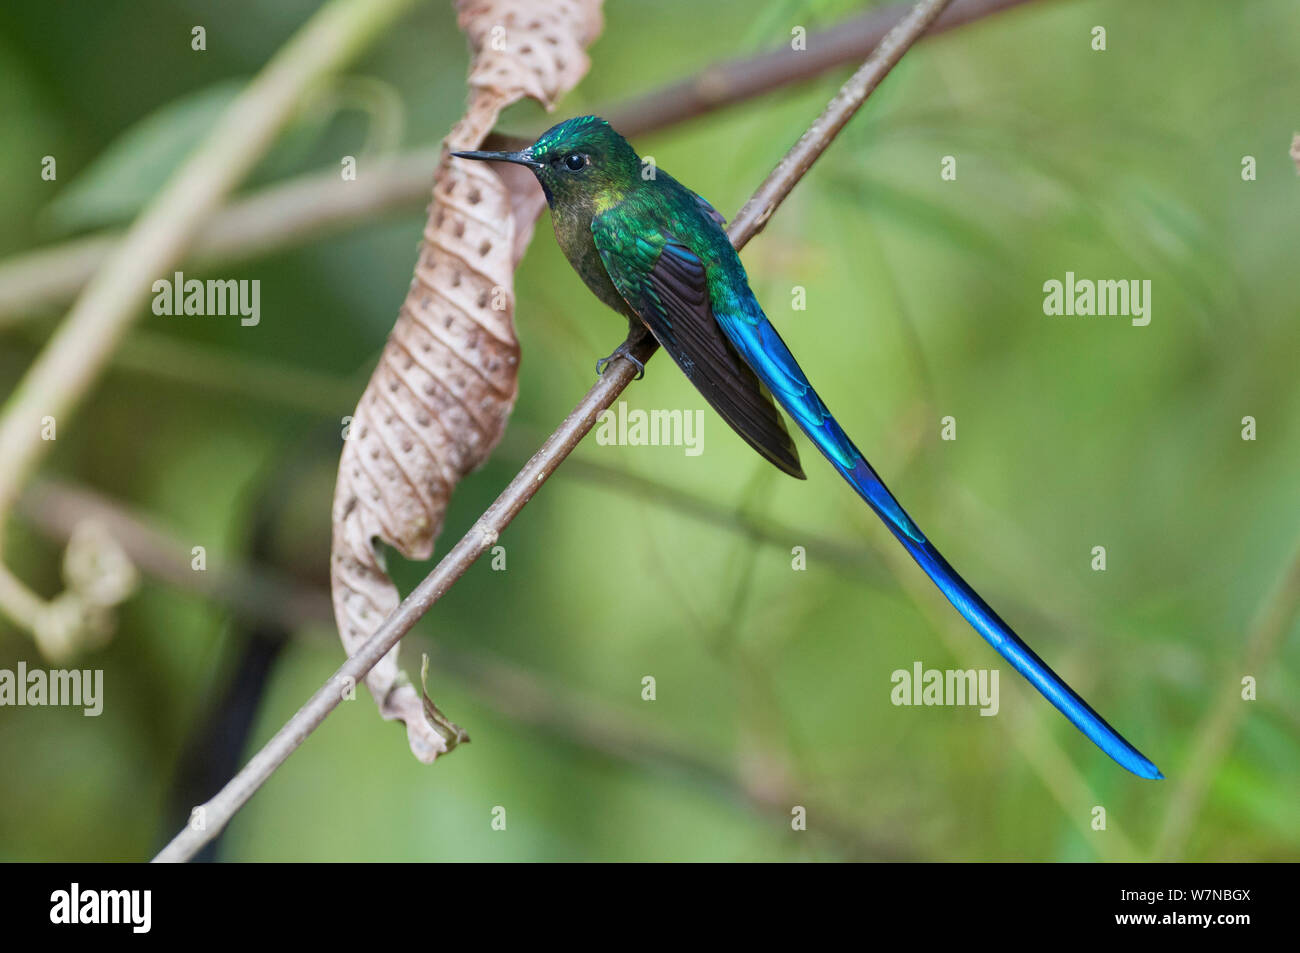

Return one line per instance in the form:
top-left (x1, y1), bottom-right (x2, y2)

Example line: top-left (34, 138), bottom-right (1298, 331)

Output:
top-left (0, 0), bottom-right (1296, 861)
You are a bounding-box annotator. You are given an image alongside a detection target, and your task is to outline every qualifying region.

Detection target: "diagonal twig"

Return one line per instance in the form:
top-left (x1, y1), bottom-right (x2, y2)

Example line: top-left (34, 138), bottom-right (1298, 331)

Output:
top-left (152, 0), bottom-right (959, 863)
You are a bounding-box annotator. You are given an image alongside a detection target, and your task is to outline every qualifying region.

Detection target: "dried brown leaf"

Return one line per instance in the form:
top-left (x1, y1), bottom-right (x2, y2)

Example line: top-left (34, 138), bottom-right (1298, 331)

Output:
top-left (330, 0), bottom-right (603, 762)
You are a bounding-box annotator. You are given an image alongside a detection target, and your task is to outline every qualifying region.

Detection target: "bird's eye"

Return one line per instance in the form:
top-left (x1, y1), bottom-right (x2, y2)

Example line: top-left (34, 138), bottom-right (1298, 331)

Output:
top-left (563, 153), bottom-right (588, 171)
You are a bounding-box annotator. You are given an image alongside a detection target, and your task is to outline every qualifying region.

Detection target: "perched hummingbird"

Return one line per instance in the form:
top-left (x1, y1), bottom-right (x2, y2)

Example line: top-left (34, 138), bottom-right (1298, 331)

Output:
top-left (454, 116), bottom-right (1162, 780)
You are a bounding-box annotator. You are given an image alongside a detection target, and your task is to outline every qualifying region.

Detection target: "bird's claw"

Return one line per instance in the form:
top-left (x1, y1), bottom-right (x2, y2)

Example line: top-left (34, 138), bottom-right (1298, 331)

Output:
top-left (596, 344), bottom-right (645, 380)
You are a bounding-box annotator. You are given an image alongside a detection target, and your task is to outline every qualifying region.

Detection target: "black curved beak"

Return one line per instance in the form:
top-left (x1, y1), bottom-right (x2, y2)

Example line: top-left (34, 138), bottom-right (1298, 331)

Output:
top-left (451, 149), bottom-right (542, 170)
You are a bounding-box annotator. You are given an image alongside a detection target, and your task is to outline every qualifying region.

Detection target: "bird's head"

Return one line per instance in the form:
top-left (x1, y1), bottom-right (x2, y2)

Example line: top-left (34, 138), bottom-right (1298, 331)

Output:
top-left (452, 115), bottom-right (641, 209)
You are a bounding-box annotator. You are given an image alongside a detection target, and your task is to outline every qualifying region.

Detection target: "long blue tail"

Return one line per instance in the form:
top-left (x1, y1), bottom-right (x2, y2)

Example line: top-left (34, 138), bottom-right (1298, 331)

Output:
top-left (716, 301), bottom-right (1162, 780)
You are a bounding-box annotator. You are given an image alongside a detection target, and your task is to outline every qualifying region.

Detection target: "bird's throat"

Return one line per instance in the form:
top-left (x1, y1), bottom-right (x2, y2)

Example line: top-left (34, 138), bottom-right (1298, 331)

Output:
top-left (549, 199), bottom-right (638, 320)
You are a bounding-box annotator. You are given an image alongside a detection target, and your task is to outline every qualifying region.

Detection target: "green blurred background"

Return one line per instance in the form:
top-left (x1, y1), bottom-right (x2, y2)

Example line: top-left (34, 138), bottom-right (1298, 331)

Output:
top-left (0, 0), bottom-right (1296, 861)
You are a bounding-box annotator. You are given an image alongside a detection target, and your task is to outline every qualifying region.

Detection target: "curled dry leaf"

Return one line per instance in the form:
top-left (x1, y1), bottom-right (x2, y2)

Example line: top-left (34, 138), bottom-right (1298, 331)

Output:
top-left (330, 0), bottom-right (604, 762)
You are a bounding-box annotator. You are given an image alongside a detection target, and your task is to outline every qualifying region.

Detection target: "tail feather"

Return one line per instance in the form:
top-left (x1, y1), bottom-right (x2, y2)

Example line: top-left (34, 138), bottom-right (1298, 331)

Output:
top-left (718, 304), bottom-right (1162, 780)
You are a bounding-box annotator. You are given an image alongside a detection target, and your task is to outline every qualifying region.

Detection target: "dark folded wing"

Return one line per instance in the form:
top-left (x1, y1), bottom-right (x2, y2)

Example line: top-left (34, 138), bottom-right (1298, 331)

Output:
top-left (592, 217), bottom-right (803, 478)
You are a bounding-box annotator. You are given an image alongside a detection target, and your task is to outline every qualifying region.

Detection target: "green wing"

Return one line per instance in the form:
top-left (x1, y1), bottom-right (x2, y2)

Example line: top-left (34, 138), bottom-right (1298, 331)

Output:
top-left (592, 211), bottom-right (803, 478)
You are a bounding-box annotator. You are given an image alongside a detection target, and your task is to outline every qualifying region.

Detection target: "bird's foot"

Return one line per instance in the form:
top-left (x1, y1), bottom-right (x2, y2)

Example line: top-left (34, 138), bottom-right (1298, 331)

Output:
top-left (596, 341), bottom-right (646, 380)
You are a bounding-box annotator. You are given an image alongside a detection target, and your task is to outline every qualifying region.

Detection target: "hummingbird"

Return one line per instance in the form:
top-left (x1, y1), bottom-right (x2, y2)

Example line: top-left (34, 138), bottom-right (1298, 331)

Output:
top-left (453, 116), bottom-right (1162, 780)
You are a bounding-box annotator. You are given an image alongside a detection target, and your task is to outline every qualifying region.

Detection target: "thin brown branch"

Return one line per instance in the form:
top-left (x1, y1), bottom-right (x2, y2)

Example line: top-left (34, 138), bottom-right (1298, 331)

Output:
top-left (0, 0), bottom-right (1041, 322)
top-left (151, 0), bottom-right (958, 863)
